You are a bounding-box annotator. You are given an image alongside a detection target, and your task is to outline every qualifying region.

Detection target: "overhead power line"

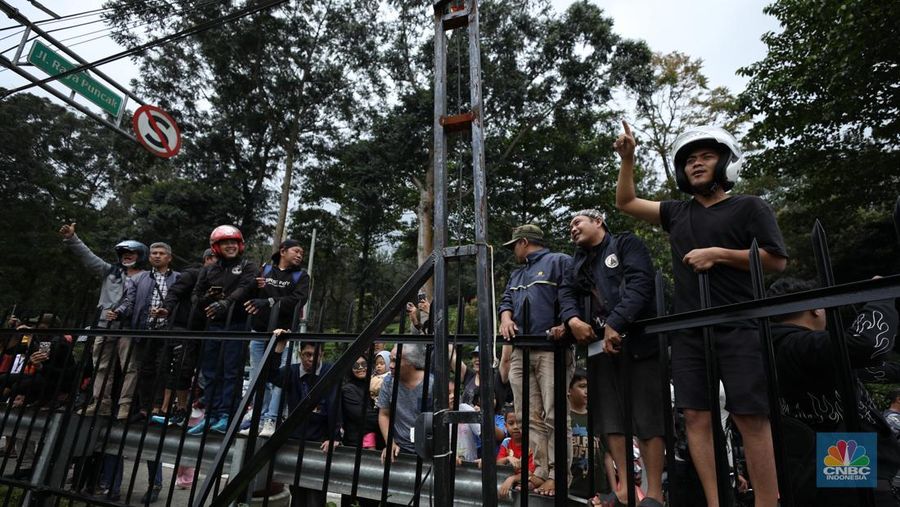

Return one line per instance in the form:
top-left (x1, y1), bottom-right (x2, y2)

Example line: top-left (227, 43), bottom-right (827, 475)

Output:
top-left (0, 0), bottom-right (290, 99)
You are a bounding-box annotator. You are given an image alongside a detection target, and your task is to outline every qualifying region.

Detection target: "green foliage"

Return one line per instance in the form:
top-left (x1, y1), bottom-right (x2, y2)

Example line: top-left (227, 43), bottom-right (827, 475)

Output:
top-left (866, 382), bottom-right (900, 412)
top-left (738, 0), bottom-right (900, 281)
top-left (0, 91), bottom-right (132, 314)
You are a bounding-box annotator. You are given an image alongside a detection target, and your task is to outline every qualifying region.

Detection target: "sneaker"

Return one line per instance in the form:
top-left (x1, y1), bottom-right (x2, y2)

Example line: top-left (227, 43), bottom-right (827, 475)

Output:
top-left (238, 425), bottom-right (252, 436)
top-left (78, 401), bottom-right (111, 417)
top-left (150, 414), bottom-right (168, 425)
top-left (141, 486), bottom-right (161, 504)
top-left (116, 403), bottom-right (131, 421)
top-left (76, 402), bottom-right (97, 416)
top-left (187, 417), bottom-right (214, 436)
top-left (175, 466), bottom-right (194, 489)
top-left (168, 409), bottom-right (187, 426)
top-left (259, 419), bottom-right (276, 438)
top-left (209, 416), bottom-right (229, 434)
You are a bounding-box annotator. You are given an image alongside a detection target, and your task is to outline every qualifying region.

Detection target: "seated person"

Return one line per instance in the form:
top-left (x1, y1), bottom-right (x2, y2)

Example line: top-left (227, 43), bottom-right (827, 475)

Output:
top-left (768, 277), bottom-right (900, 506)
top-left (497, 404), bottom-right (540, 498)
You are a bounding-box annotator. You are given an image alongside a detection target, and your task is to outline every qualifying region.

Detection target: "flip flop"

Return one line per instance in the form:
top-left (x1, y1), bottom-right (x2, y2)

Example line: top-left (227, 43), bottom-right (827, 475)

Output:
top-left (588, 493), bottom-right (626, 507)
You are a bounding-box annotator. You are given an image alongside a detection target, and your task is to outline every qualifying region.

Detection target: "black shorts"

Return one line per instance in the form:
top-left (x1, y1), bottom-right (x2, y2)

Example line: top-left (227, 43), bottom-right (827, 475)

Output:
top-left (671, 327), bottom-right (769, 415)
top-left (589, 352), bottom-right (665, 440)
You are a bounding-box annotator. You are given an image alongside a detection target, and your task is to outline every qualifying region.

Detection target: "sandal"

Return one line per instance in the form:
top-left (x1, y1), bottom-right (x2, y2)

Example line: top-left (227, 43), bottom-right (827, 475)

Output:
top-left (588, 493), bottom-right (626, 507)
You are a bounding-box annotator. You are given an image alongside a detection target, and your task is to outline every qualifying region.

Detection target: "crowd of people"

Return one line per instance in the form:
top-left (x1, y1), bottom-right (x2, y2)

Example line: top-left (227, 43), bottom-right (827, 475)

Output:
top-left (0, 122), bottom-right (898, 507)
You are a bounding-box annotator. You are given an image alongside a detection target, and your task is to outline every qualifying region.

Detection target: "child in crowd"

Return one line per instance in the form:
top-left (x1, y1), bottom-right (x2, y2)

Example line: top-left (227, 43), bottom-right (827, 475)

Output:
top-left (497, 405), bottom-right (541, 498)
top-left (569, 370), bottom-right (611, 500)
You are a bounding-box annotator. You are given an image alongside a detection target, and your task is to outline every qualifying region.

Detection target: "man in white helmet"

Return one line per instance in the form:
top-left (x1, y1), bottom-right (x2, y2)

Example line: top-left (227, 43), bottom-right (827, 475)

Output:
top-left (613, 121), bottom-right (788, 507)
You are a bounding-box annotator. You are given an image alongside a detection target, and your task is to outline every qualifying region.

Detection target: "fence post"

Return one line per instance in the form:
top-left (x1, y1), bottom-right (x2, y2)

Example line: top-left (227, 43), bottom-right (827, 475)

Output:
top-left (697, 273), bottom-right (732, 507)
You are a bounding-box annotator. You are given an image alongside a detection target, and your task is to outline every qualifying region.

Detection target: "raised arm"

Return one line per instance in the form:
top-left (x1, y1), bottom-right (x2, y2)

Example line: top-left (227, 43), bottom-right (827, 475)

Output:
top-left (613, 121), bottom-right (661, 225)
top-left (59, 223), bottom-right (114, 277)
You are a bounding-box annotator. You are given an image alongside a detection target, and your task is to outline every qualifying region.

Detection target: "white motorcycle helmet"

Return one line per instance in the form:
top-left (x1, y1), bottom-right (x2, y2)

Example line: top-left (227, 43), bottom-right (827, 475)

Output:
top-left (672, 126), bottom-right (743, 194)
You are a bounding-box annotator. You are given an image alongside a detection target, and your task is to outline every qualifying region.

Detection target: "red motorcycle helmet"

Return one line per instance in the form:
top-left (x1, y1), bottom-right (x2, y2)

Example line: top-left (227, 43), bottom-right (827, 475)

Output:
top-left (209, 225), bottom-right (245, 256)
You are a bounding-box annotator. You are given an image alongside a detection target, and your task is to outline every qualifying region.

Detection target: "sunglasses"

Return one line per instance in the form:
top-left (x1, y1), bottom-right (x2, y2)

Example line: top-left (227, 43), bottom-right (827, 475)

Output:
top-left (352, 362), bottom-right (368, 371)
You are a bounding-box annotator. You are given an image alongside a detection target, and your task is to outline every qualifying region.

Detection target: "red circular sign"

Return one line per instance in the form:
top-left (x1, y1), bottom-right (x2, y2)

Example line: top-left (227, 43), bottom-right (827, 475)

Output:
top-left (132, 104), bottom-right (181, 158)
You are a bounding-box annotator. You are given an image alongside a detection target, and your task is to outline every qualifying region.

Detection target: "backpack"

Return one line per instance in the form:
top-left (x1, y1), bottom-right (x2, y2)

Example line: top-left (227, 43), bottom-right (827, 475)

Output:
top-left (261, 264), bottom-right (305, 285)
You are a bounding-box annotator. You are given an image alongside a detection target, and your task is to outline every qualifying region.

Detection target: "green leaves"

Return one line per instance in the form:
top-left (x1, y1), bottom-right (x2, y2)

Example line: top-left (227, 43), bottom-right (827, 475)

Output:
top-left (738, 0), bottom-right (900, 280)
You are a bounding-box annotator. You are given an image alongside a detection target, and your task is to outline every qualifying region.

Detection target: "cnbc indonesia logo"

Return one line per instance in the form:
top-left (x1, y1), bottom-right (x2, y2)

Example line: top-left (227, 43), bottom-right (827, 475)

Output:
top-left (817, 433), bottom-right (876, 488)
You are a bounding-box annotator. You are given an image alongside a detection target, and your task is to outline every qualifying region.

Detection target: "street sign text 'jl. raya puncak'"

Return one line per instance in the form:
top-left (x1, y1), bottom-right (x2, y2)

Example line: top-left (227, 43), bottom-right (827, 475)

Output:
top-left (27, 40), bottom-right (123, 116)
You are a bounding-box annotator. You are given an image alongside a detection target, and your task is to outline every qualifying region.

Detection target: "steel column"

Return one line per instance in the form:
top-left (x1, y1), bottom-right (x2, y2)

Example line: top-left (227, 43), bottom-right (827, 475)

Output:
top-left (811, 221), bottom-right (875, 507)
top-left (467, 1), bottom-right (499, 504)
top-left (431, 1), bottom-right (452, 504)
top-left (748, 241), bottom-right (794, 507)
top-left (698, 273), bottom-right (732, 507)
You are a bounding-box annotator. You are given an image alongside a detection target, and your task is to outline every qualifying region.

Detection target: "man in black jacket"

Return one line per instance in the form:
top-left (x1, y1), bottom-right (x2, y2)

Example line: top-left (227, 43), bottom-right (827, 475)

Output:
top-left (187, 226), bottom-right (257, 435)
top-left (769, 277), bottom-right (900, 506)
top-left (154, 248), bottom-right (218, 425)
top-left (558, 209), bottom-right (664, 507)
top-left (241, 239), bottom-right (310, 437)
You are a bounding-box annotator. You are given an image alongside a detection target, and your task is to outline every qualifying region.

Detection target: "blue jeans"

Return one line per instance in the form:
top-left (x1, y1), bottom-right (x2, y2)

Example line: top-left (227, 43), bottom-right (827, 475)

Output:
top-left (200, 324), bottom-right (247, 419)
top-left (249, 339), bottom-right (287, 423)
top-left (99, 453), bottom-right (122, 494)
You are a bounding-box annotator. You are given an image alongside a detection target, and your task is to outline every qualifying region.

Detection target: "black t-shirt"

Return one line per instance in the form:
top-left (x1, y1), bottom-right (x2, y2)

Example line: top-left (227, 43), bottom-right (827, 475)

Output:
top-left (660, 195), bottom-right (787, 326)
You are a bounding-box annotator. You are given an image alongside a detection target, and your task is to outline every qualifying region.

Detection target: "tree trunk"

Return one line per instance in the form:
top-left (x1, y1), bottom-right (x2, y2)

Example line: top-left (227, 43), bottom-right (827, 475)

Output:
top-left (416, 152), bottom-right (435, 298)
top-left (356, 226), bottom-right (372, 332)
top-left (273, 119), bottom-right (301, 252)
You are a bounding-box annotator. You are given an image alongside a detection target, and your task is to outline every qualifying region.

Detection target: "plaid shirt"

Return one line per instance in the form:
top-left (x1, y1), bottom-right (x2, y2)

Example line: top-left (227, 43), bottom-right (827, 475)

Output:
top-left (148, 268), bottom-right (170, 328)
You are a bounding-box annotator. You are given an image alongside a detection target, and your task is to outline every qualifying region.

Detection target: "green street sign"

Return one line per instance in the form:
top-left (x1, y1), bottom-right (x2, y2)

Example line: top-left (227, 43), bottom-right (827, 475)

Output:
top-left (27, 40), bottom-right (123, 116)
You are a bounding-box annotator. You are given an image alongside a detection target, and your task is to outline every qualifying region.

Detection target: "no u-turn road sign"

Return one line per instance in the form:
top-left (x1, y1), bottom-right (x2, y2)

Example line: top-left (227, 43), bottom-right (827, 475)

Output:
top-left (132, 104), bottom-right (182, 158)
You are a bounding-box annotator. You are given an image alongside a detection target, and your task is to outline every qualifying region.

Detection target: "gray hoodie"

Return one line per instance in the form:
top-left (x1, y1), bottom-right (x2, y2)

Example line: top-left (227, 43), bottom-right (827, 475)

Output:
top-left (63, 234), bottom-right (135, 324)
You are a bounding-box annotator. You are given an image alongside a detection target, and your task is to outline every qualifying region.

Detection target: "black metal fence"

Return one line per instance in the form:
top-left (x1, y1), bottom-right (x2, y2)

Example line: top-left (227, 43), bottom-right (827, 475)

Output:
top-left (0, 225), bottom-right (897, 507)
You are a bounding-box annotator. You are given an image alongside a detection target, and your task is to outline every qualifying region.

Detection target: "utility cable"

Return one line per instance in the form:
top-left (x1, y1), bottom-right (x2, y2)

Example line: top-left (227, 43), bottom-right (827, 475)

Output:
top-left (1, 0), bottom-right (221, 53)
top-left (0, 6), bottom-right (109, 32)
top-left (0, 0), bottom-right (175, 41)
top-left (0, 0), bottom-right (281, 99)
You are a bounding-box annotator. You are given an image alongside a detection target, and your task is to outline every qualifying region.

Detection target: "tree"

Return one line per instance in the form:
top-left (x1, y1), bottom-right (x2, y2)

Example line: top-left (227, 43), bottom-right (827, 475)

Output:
top-left (635, 52), bottom-right (741, 195)
top-left (0, 91), bottom-right (151, 313)
top-left (738, 0), bottom-right (900, 280)
top-left (105, 0), bottom-right (384, 244)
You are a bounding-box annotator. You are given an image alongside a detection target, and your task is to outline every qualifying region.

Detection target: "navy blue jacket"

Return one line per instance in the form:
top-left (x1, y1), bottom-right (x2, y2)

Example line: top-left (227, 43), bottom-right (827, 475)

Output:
top-left (558, 232), bottom-right (657, 359)
top-left (498, 248), bottom-right (572, 343)
top-left (269, 358), bottom-right (342, 442)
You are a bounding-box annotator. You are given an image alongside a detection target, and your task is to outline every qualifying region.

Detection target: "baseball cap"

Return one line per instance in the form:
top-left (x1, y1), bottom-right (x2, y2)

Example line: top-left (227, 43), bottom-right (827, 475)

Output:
top-left (502, 224), bottom-right (544, 249)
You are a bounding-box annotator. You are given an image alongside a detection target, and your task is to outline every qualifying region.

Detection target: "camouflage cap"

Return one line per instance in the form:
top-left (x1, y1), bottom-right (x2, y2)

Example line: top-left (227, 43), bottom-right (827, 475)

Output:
top-left (502, 224), bottom-right (544, 249)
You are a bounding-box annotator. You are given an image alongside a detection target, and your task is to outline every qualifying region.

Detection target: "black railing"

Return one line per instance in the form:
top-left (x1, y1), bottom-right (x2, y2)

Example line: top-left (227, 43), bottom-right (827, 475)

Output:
top-left (0, 233), bottom-right (896, 506)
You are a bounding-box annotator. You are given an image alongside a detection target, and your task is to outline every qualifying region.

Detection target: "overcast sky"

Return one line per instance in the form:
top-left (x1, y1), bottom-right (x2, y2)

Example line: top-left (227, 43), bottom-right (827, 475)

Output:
top-left (1, 0), bottom-right (780, 118)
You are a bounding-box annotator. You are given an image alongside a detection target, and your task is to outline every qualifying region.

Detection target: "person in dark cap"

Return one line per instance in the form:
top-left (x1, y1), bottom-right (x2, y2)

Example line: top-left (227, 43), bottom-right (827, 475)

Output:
top-left (240, 239), bottom-right (310, 437)
top-left (498, 223), bottom-right (573, 496)
top-left (558, 209), bottom-right (664, 507)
